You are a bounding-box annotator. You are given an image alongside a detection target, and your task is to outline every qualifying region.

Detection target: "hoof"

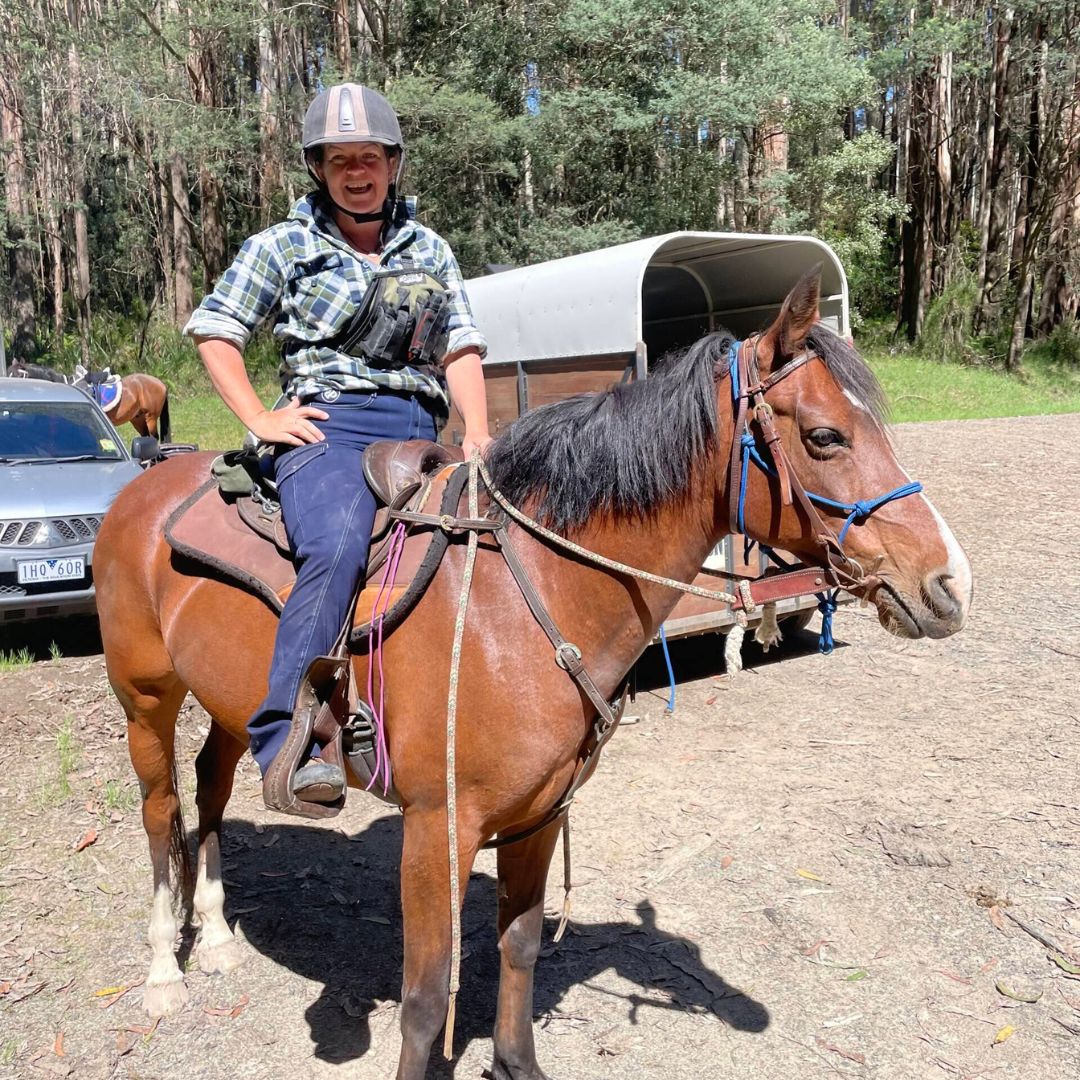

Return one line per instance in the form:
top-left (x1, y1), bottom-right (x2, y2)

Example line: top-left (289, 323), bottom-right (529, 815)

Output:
top-left (196, 937), bottom-right (246, 975)
top-left (488, 1060), bottom-right (552, 1080)
top-left (143, 976), bottom-right (190, 1017)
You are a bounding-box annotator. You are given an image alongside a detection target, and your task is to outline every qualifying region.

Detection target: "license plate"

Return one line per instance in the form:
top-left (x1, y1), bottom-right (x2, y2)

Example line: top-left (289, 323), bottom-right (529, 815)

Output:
top-left (16, 556), bottom-right (86, 584)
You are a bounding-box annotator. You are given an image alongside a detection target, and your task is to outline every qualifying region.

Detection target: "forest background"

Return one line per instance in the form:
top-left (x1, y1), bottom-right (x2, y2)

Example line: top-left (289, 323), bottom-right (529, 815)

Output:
top-left (1, 0), bottom-right (1078, 400)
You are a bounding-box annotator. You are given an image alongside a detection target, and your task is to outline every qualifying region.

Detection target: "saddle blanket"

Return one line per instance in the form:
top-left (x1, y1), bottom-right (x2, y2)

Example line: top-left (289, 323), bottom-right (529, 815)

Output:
top-left (163, 446), bottom-right (470, 643)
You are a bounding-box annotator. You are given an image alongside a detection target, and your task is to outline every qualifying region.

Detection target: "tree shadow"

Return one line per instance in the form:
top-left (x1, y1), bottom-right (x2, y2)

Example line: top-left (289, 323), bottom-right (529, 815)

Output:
top-left (215, 814), bottom-right (769, 1073)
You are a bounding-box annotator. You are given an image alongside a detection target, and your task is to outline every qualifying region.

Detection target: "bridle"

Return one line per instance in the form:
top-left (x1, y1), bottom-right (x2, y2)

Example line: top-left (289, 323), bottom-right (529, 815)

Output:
top-left (725, 334), bottom-right (923, 602)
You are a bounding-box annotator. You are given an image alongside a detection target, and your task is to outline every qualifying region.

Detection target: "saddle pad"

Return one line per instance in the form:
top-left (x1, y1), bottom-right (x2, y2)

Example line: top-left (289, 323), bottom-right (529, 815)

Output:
top-left (95, 379), bottom-right (123, 413)
top-left (165, 465), bottom-right (466, 623)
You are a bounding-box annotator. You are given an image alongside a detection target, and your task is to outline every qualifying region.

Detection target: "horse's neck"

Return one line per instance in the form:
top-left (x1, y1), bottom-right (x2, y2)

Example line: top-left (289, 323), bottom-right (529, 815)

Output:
top-left (517, 445), bottom-right (727, 691)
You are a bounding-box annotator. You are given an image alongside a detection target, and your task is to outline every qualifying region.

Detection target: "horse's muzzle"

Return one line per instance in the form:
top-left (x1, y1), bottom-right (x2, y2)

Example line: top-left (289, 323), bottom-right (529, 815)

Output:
top-left (872, 568), bottom-right (969, 640)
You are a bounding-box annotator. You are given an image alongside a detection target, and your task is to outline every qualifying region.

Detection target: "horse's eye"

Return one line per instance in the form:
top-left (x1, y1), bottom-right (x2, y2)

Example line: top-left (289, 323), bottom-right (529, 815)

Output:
top-left (805, 428), bottom-right (846, 452)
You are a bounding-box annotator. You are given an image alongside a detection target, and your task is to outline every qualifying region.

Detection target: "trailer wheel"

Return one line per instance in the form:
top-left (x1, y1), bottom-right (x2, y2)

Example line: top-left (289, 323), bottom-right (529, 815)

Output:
top-left (780, 609), bottom-right (816, 635)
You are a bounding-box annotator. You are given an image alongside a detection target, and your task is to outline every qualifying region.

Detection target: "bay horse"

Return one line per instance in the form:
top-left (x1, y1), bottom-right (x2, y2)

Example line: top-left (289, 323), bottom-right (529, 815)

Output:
top-left (7, 361), bottom-right (171, 441)
top-left (92, 271), bottom-right (971, 1079)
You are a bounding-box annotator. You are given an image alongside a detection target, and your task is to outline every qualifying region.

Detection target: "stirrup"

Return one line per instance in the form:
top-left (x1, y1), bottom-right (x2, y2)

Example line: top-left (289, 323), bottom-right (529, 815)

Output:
top-left (262, 655), bottom-right (349, 819)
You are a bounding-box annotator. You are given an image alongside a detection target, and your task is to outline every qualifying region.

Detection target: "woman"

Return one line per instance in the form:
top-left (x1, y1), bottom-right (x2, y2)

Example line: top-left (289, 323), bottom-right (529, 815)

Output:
top-left (185, 83), bottom-right (491, 812)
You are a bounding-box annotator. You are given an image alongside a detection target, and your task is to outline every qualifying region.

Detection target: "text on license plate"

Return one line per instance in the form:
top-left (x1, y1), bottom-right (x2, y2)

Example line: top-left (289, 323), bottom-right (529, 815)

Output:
top-left (16, 556), bottom-right (86, 584)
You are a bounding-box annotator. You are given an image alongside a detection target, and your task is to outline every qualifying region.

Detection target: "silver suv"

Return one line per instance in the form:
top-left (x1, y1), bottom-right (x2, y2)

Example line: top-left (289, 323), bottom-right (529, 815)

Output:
top-left (0, 378), bottom-right (143, 623)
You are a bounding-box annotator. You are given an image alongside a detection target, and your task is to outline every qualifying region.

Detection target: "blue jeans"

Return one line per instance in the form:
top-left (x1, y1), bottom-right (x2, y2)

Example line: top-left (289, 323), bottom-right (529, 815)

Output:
top-left (247, 389), bottom-right (439, 775)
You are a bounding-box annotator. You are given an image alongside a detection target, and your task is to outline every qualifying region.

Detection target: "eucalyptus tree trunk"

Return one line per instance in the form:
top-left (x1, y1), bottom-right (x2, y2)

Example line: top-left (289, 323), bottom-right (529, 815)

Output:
top-left (38, 76), bottom-right (65, 344)
top-left (0, 45), bottom-right (38, 360)
top-left (335, 0), bottom-right (351, 72)
top-left (66, 27), bottom-right (92, 365)
top-left (758, 108), bottom-right (789, 232)
top-left (257, 3), bottom-right (282, 218)
top-left (1035, 93), bottom-right (1080, 333)
top-left (975, 10), bottom-right (1006, 288)
top-left (171, 153), bottom-right (194, 325)
top-left (976, 8), bottom-right (1014, 332)
top-left (185, 28), bottom-right (227, 286)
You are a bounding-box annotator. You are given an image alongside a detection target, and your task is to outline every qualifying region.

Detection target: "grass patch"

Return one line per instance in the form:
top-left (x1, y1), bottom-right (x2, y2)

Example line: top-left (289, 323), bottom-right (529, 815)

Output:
top-left (169, 380), bottom-right (280, 452)
top-left (103, 779), bottom-right (139, 813)
top-left (0, 647), bottom-right (33, 672)
top-left (0, 1039), bottom-right (18, 1066)
top-left (861, 344), bottom-right (1080, 423)
top-left (38, 716), bottom-right (79, 807)
top-left (49, 640), bottom-right (62, 662)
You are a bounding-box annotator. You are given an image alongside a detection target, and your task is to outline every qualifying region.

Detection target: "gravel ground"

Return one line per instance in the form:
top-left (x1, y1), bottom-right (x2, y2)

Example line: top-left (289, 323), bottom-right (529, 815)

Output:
top-left (1, 413), bottom-right (1078, 1080)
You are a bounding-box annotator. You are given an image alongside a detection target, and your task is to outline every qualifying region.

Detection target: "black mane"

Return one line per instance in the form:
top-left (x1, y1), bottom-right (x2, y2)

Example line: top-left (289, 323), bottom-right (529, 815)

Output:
top-left (485, 332), bottom-right (733, 533)
top-left (484, 325), bottom-right (888, 534)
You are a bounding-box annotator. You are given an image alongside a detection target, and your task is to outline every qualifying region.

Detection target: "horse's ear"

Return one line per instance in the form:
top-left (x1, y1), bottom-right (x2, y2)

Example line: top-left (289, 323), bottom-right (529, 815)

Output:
top-left (766, 264), bottom-right (822, 359)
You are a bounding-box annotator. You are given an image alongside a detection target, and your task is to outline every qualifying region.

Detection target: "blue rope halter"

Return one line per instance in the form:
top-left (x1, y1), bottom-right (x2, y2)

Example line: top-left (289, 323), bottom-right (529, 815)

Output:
top-left (726, 339), bottom-right (923, 653)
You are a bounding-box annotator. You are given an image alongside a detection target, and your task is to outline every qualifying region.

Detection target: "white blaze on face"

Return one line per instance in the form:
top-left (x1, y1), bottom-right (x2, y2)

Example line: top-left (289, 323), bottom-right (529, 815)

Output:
top-left (896, 464), bottom-right (973, 617)
top-left (922, 492), bottom-right (973, 613)
top-left (843, 388), bottom-right (870, 413)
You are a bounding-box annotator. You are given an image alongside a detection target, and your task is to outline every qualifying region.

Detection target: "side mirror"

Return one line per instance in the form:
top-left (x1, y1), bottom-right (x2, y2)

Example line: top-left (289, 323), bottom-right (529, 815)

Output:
top-left (131, 436), bottom-right (161, 464)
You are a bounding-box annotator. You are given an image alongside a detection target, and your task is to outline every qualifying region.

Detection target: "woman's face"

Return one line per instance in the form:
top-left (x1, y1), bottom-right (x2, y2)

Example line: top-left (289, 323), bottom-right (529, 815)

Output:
top-left (315, 142), bottom-right (396, 216)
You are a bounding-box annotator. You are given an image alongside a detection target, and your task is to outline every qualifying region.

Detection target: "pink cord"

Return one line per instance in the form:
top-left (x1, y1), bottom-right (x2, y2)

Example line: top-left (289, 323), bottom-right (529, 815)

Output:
top-left (366, 523), bottom-right (407, 793)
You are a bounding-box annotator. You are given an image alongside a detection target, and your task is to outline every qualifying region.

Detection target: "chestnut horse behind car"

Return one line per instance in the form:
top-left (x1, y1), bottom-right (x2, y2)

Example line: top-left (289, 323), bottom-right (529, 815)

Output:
top-left (8, 362), bottom-right (171, 441)
top-left (92, 272), bottom-right (971, 1080)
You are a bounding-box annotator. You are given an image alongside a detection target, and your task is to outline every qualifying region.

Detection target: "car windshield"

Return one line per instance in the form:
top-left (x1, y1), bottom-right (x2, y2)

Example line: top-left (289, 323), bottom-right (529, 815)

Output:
top-left (0, 401), bottom-right (126, 462)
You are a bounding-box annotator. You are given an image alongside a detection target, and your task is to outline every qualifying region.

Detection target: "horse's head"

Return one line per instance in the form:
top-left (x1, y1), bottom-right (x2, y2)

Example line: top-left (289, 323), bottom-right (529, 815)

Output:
top-left (732, 269), bottom-right (971, 640)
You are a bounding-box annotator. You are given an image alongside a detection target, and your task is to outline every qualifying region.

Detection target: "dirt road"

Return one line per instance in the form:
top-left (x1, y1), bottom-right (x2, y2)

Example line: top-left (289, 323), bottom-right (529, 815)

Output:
top-left (1, 413), bottom-right (1078, 1080)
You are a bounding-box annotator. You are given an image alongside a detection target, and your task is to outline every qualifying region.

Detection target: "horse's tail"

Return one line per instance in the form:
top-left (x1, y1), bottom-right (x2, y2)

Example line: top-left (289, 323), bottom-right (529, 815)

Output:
top-left (158, 391), bottom-right (172, 443)
top-left (170, 757), bottom-right (195, 914)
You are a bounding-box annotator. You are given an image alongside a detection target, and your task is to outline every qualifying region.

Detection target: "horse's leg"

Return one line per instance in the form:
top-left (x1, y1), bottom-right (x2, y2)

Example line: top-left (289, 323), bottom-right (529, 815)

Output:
top-left (132, 410), bottom-right (151, 438)
top-left (192, 720), bottom-right (248, 974)
top-left (119, 676), bottom-right (192, 1017)
top-left (396, 808), bottom-right (480, 1080)
top-left (491, 821), bottom-right (562, 1080)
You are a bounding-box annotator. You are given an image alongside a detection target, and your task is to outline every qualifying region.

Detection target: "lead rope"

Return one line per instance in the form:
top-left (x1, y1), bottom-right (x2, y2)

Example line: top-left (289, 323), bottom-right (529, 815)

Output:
top-left (553, 816), bottom-right (573, 944)
top-left (443, 450), bottom-right (480, 1060)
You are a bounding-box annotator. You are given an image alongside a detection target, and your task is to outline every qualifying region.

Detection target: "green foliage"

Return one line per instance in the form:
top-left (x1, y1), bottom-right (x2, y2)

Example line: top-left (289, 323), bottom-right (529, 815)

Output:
top-left (0, 648), bottom-right (33, 673)
top-left (515, 209), bottom-right (640, 265)
top-left (786, 133), bottom-right (905, 321)
top-left (1038, 319), bottom-right (1080, 368)
top-left (918, 271), bottom-right (986, 365)
top-left (864, 343), bottom-right (1080, 423)
top-left (7, 0), bottom-right (1073, 375)
top-left (38, 316), bottom-right (280, 395)
top-left (103, 779), bottom-right (139, 813)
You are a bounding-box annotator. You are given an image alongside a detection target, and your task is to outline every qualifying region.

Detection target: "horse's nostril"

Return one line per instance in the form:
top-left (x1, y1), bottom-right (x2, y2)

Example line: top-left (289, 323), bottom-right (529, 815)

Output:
top-left (922, 572), bottom-right (960, 621)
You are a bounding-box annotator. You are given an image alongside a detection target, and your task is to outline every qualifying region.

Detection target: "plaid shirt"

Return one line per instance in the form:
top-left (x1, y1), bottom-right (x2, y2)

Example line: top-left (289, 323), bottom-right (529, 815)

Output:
top-left (184, 194), bottom-right (487, 407)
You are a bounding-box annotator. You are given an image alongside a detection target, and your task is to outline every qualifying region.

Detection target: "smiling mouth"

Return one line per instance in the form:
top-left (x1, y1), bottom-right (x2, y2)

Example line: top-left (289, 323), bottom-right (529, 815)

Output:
top-left (344, 183), bottom-right (374, 197)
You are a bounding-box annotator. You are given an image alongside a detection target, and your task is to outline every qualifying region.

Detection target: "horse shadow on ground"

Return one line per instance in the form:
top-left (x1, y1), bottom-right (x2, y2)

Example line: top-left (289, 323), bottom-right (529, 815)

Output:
top-left (211, 814), bottom-right (769, 1074)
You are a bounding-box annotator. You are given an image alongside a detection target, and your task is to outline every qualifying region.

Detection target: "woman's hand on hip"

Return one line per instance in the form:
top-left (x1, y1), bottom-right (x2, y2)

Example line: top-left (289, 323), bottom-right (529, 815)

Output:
top-left (248, 397), bottom-right (329, 446)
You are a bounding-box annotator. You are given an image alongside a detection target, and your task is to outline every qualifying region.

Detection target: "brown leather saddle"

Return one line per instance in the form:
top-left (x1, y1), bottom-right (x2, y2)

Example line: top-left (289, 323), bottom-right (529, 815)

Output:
top-left (164, 439), bottom-right (474, 816)
top-left (165, 439), bottom-right (465, 617)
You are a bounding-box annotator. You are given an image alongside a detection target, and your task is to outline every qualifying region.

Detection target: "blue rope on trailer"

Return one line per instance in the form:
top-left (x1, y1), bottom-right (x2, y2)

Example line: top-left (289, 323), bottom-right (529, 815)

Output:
top-left (658, 624), bottom-right (676, 714)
